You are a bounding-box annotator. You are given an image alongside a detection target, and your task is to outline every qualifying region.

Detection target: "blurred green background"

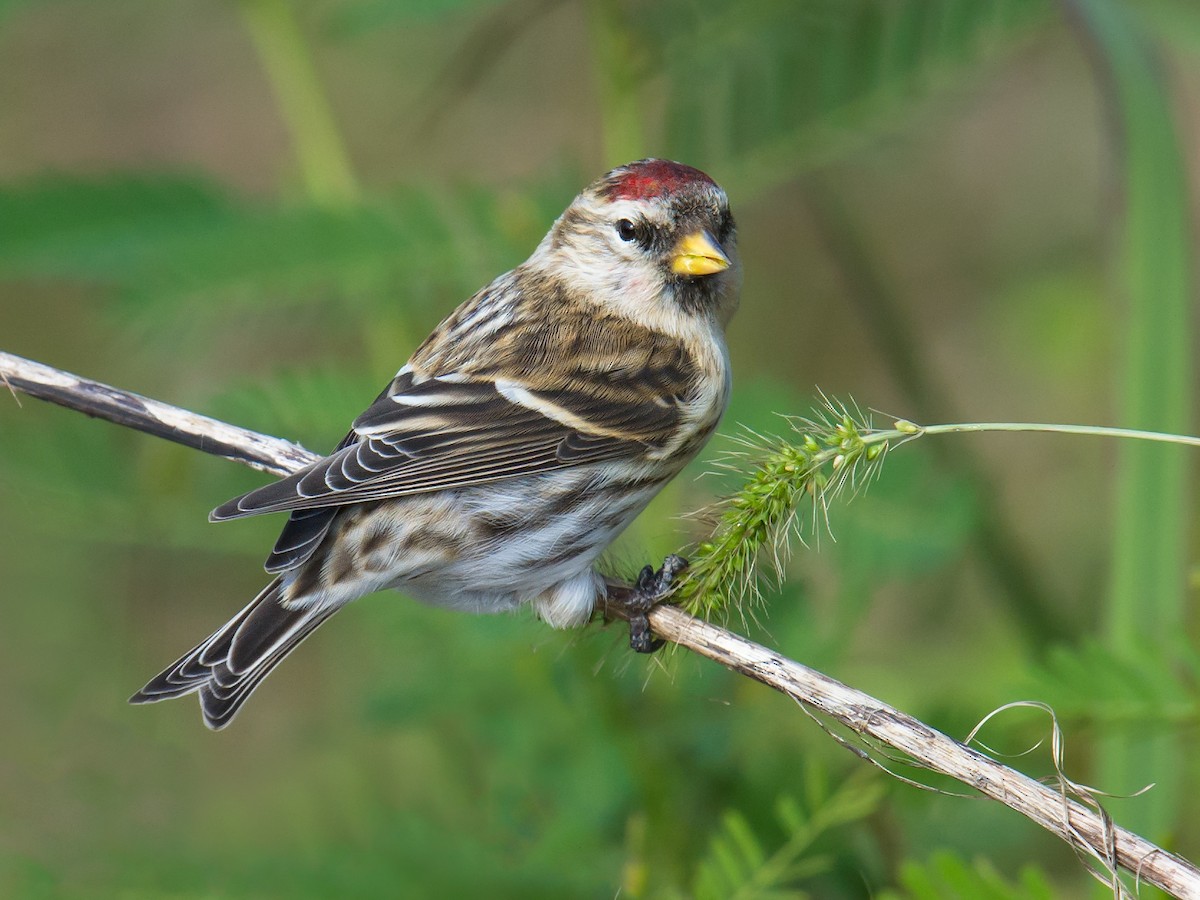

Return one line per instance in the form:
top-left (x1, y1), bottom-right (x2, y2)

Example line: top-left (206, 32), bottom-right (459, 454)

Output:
top-left (1, 1), bottom-right (1197, 897)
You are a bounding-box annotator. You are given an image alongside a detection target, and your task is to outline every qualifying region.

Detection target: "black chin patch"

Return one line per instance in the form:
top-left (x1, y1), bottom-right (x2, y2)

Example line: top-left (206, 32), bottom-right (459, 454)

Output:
top-left (670, 272), bottom-right (723, 316)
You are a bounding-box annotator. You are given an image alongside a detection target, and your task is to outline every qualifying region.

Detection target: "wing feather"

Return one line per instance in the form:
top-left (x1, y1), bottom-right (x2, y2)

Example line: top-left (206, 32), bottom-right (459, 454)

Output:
top-left (211, 371), bottom-right (683, 522)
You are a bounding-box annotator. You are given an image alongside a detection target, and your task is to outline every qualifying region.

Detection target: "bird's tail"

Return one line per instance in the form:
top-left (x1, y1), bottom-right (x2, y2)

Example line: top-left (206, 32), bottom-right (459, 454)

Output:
top-left (129, 577), bottom-right (336, 730)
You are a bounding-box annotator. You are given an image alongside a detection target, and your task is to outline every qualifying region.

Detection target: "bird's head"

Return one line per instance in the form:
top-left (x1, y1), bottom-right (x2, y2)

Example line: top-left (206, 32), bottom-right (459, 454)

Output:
top-left (531, 159), bottom-right (741, 337)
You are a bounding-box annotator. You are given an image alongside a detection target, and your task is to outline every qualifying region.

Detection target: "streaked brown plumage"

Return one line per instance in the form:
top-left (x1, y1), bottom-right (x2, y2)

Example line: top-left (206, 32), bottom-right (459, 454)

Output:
top-left (131, 159), bottom-right (741, 729)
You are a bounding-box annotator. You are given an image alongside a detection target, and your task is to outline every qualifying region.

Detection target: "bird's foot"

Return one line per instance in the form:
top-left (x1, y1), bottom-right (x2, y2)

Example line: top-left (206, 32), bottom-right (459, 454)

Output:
top-left (608, 554), bottom-right (688, 653)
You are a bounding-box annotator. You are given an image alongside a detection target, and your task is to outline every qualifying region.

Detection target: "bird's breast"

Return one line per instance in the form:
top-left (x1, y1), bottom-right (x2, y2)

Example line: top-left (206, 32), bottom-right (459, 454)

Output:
top-left (649, 333), bottom-right (731, 462)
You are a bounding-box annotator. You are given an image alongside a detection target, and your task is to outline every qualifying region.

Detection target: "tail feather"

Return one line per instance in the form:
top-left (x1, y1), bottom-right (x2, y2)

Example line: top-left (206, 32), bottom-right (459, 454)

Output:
top-left (130, 578), bottom-right (336, 730)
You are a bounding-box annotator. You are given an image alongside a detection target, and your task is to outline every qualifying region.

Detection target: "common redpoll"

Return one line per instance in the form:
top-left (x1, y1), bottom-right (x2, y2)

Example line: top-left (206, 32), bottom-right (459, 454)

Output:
top-left (130, 159), bottom-right (741, 729)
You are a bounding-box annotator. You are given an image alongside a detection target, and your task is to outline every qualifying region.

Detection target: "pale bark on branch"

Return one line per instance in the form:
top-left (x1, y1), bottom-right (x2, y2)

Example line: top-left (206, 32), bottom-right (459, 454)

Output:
top-left (2, 349), bottom-right (1198, 899)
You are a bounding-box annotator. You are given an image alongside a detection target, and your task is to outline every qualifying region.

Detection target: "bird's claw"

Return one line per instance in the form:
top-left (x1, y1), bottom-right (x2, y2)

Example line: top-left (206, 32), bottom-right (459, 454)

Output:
top-left (624, 554), bottom-right (688, 653)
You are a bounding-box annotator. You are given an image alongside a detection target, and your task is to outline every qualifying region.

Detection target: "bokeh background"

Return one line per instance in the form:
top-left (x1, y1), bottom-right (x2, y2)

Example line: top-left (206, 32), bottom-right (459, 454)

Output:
top-left (1, 1), bottom-right (1197, 897)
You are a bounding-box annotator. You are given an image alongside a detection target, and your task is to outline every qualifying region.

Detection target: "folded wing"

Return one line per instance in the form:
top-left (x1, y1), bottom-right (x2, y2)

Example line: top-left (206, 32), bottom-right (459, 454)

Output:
top-left (211, 367), bottom-right (686, 523)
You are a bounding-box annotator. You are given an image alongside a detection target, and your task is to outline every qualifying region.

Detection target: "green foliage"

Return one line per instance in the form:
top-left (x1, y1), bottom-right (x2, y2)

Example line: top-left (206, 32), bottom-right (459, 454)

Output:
top-left (1074, 0), bottom-right (1197, 839)
top-left (0, 0), bottom-right (1197, 897)
top-left (0, 854), bottom-right (61, 900)
top-left (689, 768), bottom-right (885, 900)
top-left (1139, 0), bottom-right (1200, 55)
top-left (1023, 638), bottom-right (1200, 727)
top-left (824, 448), bottom-right (977, 583)
top-left (644, 0), bottom-right (1051, 196)
top-left (0, 176), bottom-right (547, 331)
top-left (324, 0), bottom-right (506, 36)
top-left (878, 850), bottom-right (1057, 900)
top-left (209, 366), bottom-right (384, 450)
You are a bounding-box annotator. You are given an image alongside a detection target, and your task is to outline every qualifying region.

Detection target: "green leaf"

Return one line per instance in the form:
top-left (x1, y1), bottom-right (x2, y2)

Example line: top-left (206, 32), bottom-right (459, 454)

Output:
top-left (1022, 638), bottom-right (1199, 726)
top-left (886, 850), bottom-right (1057, 899)
top-left (0, 173), bottom-right (575, 373)
top-left (691, 767), bottom-right (883, 899)
top-left (645, 0), bottom-right (1051, 198)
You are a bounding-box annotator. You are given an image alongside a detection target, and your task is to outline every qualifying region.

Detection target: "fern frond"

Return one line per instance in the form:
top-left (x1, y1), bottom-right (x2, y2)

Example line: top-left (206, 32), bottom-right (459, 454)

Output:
top-left (691, 767), bottom-right (884, 900)
top-left (879, 850), bottom-right (1057, 900)
top-left (651, 0), bottom-right (1050, 196)
top-left (1022, 639), bottom-right (1200, 726)
top-left (0, 174), bottom-right (567, 347)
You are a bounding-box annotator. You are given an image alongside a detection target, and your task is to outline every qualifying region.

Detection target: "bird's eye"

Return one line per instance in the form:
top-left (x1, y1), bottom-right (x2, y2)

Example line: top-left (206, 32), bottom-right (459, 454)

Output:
top-left (615, 219), bottom-right (638, 242)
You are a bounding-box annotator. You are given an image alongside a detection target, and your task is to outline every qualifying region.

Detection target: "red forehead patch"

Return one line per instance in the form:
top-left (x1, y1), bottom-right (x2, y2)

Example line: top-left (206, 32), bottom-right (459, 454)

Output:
top-left (602, 159), bottom-right (716, 201)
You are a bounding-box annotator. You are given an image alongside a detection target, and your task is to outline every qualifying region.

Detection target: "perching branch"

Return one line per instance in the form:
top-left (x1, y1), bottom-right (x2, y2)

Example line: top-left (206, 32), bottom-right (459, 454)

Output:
top-left (0, 351), bottom-right (314, 477)
top-left (3, 349), bottom-right (1198, 899)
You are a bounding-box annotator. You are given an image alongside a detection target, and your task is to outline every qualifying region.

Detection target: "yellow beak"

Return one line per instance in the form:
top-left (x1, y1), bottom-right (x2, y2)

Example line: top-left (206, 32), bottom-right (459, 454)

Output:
top-left (670, 230), bottom-right (731, 277)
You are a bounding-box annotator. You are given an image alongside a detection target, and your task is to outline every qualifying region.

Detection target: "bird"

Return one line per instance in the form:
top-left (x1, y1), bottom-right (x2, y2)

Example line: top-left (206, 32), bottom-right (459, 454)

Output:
top-left (130, 159), bottom-right (741, 729)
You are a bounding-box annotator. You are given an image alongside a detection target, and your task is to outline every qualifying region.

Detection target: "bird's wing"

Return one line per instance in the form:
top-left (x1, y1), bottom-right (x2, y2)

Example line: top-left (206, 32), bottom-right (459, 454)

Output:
top-left (210, 366), bottom-right (687, 521)
top-left (260, 417), bottom-right (373, 572)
